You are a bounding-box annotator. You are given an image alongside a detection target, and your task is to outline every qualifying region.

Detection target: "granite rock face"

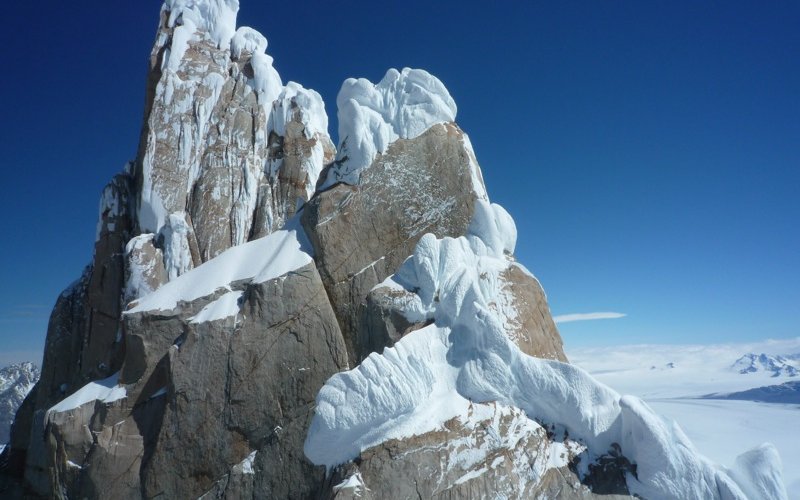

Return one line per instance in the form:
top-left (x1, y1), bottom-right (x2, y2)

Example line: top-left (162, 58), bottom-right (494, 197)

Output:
top-left (302, 123), bottom-right (487, 361)
top-left (23, 250), bottom-right (346, 499)
top-left (140, 262), bottom-right (346, 499)
top-left (324, 403), bottom-right (630, 500)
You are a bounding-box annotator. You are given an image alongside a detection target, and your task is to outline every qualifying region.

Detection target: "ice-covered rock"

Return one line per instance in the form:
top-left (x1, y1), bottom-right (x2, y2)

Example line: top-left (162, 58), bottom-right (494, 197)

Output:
top-left (323, 402), bottom-right (630, 499)
top-left (136, 0), bottom-right (324, 259)
top-left (123, 234), bottom-right (167, 303)
top-left (305, 201), bottom-right (788, 500)
top-left (360, 203), bottom-right (565, 363)
top-left (303, 122), bottom-right (488, 360)
top-left (322, 68), bottom-right (459, 187)
top-left (163, 0), bottom-right (239, 50)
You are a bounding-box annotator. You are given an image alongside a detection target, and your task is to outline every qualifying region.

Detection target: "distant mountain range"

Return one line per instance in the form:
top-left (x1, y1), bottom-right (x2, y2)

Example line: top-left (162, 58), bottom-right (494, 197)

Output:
top-left (731, 353), bottom-right (799, 377)
top-left (0, 362), bottom-right (39, 444)
top-left (703, 380), bottom-right (800, 405)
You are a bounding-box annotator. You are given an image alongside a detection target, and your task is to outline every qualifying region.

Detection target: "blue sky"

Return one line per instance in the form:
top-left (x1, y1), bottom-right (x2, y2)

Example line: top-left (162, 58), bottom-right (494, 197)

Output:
top-left (0, 1), bottom-right (798, 365)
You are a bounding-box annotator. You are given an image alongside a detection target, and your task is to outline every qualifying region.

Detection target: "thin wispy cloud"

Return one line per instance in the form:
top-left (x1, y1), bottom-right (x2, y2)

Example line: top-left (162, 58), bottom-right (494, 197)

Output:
top-left (553, 312), bottom-right (627, 324)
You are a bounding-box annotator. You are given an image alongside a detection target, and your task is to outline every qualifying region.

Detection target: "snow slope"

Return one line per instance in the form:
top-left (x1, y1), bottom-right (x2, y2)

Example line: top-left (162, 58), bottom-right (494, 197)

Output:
top-left (305, 201), bottom-right (787, 499)
top-left (126, 218), bottom-right (313, 315)
top-left (46, 372), bottom-right (126, 422)
top-left (570, 339), bottom-right (800, 499)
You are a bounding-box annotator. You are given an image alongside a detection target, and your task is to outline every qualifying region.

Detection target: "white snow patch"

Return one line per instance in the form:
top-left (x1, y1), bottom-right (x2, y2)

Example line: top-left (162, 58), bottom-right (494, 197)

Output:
top-left (305, 201), bottom-right (788, 500)
top-left (729, 443), bottom-right (787, 500)
top-left (232, 450), bottom-right (257, 475)
top-left (165, 20), bottom-right (197, 72)
top-left (460, 132), bottom-right (488, 201)
top-left (189, 289), bottom-right (243, 323)
top-left (124, 234), bottom-right (163, 303)
top-left (66, 460), bottom-right (82, 470)
top-left (332, 472), bottom-right (368, 496)
top-left (47, 373), bottom-right (126, 420)
top-left (323, 67), bottom-right (457, 187)
top-left (126, 217), bottom-right (312, 314)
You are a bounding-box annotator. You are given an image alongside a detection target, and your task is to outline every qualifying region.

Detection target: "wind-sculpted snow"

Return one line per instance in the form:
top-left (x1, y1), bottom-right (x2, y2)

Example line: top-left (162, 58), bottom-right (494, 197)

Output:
top-left (164, 0), bottom-right (239, 50)
top-left (729, 444), bottom-right (787, 500)
top-left (324, 67), bottom-right (458, 187)
top-left (230, 26), bottom-right (266, 59)
top-left (305, 200), bottom-right (787, 499)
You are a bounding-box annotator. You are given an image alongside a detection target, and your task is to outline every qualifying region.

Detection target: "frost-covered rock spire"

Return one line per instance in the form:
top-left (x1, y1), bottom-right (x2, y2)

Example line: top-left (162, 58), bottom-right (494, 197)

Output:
top-left (322, 67), bottom-right (458, 187)
top-left (135, 0), bottom-right (333, 283)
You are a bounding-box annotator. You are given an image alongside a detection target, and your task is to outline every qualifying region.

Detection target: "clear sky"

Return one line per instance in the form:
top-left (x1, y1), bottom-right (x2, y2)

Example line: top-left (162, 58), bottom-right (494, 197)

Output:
top-left (1, 1), bottom-right (798, 365)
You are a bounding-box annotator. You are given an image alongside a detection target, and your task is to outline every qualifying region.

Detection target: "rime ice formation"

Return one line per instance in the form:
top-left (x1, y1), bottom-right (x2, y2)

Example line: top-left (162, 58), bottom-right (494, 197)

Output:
top-left (2, 1), bottom-right (789, 498)
top-left (304, 201), bottom-right (788, 500)
top-left (137, 0), bottom-right (327, 273)
top-left (163, 0), bottom-right (239, 50)
top-left (323, 67), bottom-right (459, 187)
top-left (230, 26), bottom-right (266, 59)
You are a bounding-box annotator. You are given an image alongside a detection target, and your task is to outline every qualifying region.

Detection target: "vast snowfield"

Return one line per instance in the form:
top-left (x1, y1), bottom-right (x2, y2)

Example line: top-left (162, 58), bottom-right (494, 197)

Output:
top-left (569, 338), bottom-right (800, 499)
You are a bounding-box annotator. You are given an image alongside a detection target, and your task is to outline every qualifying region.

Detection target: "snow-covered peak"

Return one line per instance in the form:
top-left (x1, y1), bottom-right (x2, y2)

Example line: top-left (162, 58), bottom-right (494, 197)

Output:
top-left (1, 362), bottom-right (40, 443)
top-left (163, 0), bottom-right (239, 50)
top-left (230, 27), bottom-right (282, 100)
top-left (732, 353), bottom-right (799, 377)
top-left (0, 362), bottom-right (39, 395)
top-left (324, 67), bottom-right (457, 187)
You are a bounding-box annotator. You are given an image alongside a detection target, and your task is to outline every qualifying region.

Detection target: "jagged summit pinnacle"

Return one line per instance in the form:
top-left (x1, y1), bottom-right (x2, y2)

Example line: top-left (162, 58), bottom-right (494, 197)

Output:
top-left (0, 2), bottom-right (788, 499)
top-left (323, 67), bottom-right (460, 188)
